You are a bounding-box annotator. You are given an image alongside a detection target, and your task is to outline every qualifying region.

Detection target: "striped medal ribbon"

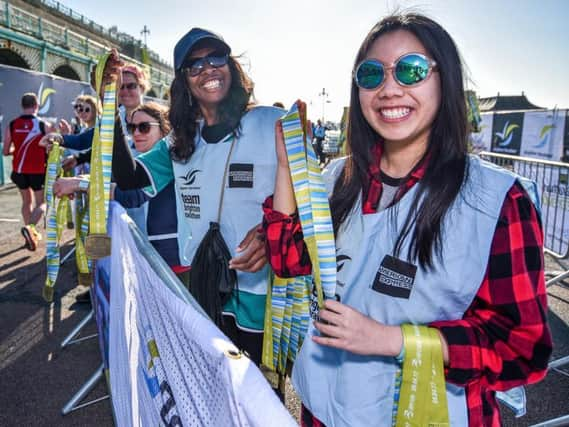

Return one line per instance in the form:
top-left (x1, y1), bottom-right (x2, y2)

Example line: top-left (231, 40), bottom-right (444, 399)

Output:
top-left (395, 325), bottom-right (449, 427)
top-left (85, 53), bottom-right (116, 259)
top-left (262, 101), bottom-right (336, 373)
top-left (43, 143), bottom-right (67, 302)
top-left (76, 199), bottom-right (92, 286)
top-left (281, 101), bottom-right (336, 305)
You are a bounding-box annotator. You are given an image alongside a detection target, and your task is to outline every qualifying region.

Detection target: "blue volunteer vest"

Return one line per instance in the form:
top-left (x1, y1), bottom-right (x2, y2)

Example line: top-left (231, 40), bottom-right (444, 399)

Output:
top-left (292, 156), bottom-right (524, 427)
top-left (171, 106), bottom-right (283, 331)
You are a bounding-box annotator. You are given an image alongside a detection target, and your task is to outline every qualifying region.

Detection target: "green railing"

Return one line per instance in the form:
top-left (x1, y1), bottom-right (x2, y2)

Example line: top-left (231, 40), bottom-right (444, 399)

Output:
top-left (0, 0), bottom-right (173, 85)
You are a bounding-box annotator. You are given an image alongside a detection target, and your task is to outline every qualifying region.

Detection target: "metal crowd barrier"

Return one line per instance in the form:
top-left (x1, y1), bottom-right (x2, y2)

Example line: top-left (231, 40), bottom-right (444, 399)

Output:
top-left (479, 152), bottom-right (569, 427)
top-left (479, 152), bottom-right (569, 283)
top-left (61, 203), bottom-right (205, 417)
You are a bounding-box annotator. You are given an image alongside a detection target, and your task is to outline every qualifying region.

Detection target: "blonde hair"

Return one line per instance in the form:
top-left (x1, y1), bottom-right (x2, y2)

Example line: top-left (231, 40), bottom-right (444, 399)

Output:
top-left (75, 94), bottom-right (101, 127)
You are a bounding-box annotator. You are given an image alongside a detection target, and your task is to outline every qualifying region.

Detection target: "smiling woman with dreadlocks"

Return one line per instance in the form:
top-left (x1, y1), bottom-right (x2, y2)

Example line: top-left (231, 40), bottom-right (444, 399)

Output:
top-left (111, 28), bottom-right (284, 365)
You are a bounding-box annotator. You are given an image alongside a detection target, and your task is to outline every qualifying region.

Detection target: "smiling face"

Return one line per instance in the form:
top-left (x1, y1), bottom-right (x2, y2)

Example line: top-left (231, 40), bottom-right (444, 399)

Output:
top-left (130, 111), bottom-right (163, 153)
top-left (118, 72), bottom-right (143, 110)
top-left (359, 29), bottom-right (441, 153)
top-left (79, 103), bottom-right (95, 125)
top-left (185, 47), bottom-right (232, 116)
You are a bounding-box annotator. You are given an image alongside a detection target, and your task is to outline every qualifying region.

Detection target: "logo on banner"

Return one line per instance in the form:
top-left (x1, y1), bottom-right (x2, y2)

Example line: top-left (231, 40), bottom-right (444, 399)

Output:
top-left (534, 124), bottom-right (554, 149)
top-left (37, 82), bottom-right (56, 115)
top-left (495, 121), bottom-right (519, 147)
top-left (140, 330), bottom-right (182, 425)
top-left (492, 113), bottom-right (523, 155)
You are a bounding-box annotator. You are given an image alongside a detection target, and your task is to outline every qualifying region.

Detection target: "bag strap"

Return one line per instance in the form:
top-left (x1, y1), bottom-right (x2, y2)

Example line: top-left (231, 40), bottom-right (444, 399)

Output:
top-left (216, 136), bottom-right (238, 223)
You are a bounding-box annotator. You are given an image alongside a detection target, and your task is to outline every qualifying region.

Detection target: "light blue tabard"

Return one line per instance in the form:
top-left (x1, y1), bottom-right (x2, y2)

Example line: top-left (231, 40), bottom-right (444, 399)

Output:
top-left (292, 156), bottom-right (520, 427)
top-left (170, 106), bottom-right (284, 331)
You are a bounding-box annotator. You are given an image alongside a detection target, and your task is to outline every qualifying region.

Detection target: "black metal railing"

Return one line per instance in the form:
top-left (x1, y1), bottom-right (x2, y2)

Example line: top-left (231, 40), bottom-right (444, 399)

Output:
top-left (479, 152), bottom-right (569, 260)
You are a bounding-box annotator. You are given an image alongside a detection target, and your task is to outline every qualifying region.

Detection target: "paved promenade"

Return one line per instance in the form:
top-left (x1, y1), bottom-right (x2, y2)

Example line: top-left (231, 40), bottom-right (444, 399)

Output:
top-left (0, 184), bottom-right (568, 426)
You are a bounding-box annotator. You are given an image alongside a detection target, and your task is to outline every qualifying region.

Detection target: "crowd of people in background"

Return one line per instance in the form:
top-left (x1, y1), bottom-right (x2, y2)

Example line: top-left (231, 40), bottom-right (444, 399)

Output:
top-left (0, 12), bottom-right (554, 426)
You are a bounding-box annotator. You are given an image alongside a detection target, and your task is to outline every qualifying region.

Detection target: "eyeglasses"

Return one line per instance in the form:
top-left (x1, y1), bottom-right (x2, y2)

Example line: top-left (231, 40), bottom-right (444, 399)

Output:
top-left (120, 82), bottom-right (139, 91)
top-left (183, 53), bottom-right (229, 77)
top-left (354, 53), bottom-right (437, 90)
top-left (74, 104), bottom-right (91, 113)
top-left (126, 121), bottom-right (161, 134)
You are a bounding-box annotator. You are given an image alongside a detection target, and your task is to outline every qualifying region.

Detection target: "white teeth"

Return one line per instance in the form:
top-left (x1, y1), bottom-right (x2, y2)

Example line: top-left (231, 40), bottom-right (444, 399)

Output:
top-left (203, 79), bottom-right (222, 90)
top-left (380, 107), bottom-right (411, 119)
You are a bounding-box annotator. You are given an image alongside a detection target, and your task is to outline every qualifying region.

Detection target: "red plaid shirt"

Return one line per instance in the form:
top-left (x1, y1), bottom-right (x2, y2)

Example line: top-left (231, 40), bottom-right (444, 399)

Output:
top-left (263, 148), bottom-right (552, 427)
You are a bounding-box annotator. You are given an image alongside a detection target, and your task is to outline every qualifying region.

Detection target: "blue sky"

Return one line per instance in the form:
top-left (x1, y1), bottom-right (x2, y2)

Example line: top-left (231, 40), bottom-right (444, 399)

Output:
top-left (61, 0), bottom-right (569, 122)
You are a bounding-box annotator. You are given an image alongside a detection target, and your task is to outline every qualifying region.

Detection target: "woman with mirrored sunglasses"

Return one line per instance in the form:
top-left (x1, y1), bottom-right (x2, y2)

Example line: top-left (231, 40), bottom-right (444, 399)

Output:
top-left (264, 13), bottom-right (551, 426)
top-left (111, 28), bottom-right (285, 366)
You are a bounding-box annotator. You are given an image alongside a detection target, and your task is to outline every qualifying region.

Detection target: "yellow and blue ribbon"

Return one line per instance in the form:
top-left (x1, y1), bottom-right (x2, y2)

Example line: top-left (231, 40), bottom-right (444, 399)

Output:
top-left (43, 143), bottom-right (66, 302)
top-left (262, 101), bottom-right (336, 373)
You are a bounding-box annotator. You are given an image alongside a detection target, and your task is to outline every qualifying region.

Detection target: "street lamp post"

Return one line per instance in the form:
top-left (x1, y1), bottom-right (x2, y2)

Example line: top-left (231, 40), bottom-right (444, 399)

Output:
top-left (140, 25), bottom-right (150, 47)
top-left (318, 87), bottom-right (329, 123)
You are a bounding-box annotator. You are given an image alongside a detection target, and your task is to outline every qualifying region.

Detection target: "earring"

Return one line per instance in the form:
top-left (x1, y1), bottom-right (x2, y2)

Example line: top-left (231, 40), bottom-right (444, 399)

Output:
top-left (187, 89), bottom-right (193, 107)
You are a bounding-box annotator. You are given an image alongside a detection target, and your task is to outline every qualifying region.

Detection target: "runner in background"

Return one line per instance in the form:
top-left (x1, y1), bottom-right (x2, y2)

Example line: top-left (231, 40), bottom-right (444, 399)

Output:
top-left (313, 119), bottom-right (327, 165)
top-left (2, 93), bottom-right (54, 251)
top-left (264, 13), bottom-right (552, 426)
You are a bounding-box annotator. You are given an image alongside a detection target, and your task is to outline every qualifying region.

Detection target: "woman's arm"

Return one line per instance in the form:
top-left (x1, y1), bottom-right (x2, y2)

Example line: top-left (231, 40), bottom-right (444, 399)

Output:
top-left (113, 187), bottom-right (150, 209)
top-left (2, 124), bottom-right (12, 156)
top-left (61, 128), bottom-right (95, 150)
top-left (273, 121), bottom-right (297, 215)
top-left (263, 120), bottom-right (312, 277)
top-left (430, 181), bottom-right (552, 389)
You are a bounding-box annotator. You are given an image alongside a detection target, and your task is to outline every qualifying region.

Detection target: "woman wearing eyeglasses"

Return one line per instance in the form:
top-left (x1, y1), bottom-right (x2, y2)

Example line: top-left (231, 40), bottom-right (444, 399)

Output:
top-left (54, 102), bottom-right (189, 282)
top-left (42, 63), bottom-right (148, 153)
top-left (60, 95), bottom-right (101, 135)
top-left (75, 95), bottom-right (100, 130)
top-left (119, 64), bottom-right (148, 118)
top-left (265, 13), bottom-right (551, 426)
top-left (110, 28), bottom-right (284, 365)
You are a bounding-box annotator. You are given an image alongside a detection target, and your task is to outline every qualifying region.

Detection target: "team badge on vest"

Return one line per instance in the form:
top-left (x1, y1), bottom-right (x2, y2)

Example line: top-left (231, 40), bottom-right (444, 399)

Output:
top-left (228, 163), bottom-right (254, 188)
top-left (372, 254), bottom-right (417, 299)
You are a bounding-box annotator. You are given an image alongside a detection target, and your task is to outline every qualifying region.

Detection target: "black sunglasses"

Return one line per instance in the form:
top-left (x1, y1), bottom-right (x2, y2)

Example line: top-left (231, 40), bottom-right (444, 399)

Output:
top-left (126, 121), bottom-right (161, 134)
top-left (74, 104), bottom-right (91, 113)
top-left (183, 52), bottom-right (229, 77)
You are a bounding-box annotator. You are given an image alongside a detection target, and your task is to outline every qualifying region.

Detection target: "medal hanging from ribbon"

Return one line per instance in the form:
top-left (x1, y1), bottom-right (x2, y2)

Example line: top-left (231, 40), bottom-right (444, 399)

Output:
top-left (262, 101), bottom-right (336, 373)
top-left (85, 53), bottom-right (116, 259)
top-left (395, 324), bottom-right (449, 427)
top-left (43, 143), bottom-right (67, 302)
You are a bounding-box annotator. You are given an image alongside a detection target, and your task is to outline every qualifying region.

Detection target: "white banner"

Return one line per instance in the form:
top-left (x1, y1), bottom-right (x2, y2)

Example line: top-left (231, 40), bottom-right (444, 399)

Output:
top-left (520, 110), bottom-right (566, 161)
top-left (470, 113), bottom-right (494, 153)
top-left (108, 203), bottom-right (297, 427)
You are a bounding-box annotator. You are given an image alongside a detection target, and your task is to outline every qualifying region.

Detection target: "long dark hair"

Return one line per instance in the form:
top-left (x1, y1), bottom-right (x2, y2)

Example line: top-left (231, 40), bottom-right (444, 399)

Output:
top-left (330, 13), bottom-right (469, 269)
top-left (168, 56), bottom-right (255, 162)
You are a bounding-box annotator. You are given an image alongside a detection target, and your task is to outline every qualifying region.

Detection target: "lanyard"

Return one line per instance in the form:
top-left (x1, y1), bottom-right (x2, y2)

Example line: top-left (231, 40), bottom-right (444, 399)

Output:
top-left (281, 101), bottom-right (336, 307)
top-left (395, 324), bottom-right (449, 427)
top-left (85, 53), bottom-right (116, 259)
top-left (262, 101), bottom-right (335, 373)
top-left (43, 143), bottom-right (66, 302)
